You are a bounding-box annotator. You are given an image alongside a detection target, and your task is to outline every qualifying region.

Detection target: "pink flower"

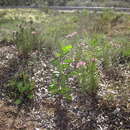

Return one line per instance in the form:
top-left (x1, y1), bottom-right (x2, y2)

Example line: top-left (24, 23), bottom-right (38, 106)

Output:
top-left (32, 31), bottom-right (39, 35)
top-left (79, 42), bottom-right (86, 46)
top-left (65, 32), bottom-right (78, 38)
top-left (76, 61), bottom-right (86, 68)
top-left (68, 78), bottom-right (74, 81)
top-left (12, 31), bottom-right (17, 33)
top-left (91, 58), bottom-right (96, 62)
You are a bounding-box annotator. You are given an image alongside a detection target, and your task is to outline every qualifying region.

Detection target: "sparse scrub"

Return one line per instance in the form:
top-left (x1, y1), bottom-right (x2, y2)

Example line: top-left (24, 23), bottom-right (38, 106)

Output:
top-left (13, 22), bottom-right (43, 57)
top-left (0, 8), bottom-right (130, 130)
top-left (75, 58), bottom-right (99, 94)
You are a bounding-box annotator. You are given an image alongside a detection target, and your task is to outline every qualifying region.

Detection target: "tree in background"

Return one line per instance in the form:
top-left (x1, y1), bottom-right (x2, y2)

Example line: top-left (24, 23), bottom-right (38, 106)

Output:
top-left (0, 0), bottom-right (34, 6)
top-left (0, 0), bottom-right (72, 6)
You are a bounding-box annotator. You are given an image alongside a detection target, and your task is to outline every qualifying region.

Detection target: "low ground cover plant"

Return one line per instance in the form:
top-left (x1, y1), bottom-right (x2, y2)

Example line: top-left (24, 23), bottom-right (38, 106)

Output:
top-left (7, 72), bottom-right (35, 104)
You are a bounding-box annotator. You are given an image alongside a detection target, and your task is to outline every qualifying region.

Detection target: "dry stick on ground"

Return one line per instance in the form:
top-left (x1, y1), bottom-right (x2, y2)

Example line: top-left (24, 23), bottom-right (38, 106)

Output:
top-left (9, 105), bottom-right (22, 129)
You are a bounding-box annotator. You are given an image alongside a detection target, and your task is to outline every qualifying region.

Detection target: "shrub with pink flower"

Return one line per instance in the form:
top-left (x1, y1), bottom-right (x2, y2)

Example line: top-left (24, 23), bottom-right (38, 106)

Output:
top-left (76, 61), bottom-right (86, 68)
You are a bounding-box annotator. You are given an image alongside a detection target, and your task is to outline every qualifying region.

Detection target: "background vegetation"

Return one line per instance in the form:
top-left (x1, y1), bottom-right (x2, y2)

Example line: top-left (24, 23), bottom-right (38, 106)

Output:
top-left (0, 6), bottom-right (130, 129)
top-left (0, 0), bottom-right (130, 7)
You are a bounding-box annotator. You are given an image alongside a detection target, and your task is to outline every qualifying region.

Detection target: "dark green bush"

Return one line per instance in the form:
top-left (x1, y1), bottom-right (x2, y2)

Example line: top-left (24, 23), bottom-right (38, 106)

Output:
top-left (8, 72), bottom-right (35, 105)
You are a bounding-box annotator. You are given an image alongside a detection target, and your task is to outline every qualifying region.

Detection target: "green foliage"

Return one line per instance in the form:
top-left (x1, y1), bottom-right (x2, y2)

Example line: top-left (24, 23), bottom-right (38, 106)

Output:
top-left (8, 72), bottom-right (35, 104)
top-left (1, 8), bottom-right (130, 105)
top-left (87, 34), bottom-right (113, 70)
top-left (76, 59), bottom-right (99, 94)
top-left (121, 42), bottom-right (130, 57)
top-left (100, 9), bottom-right (115, 23)
top-left (48, 45), bottom-right (73, 101)
top-left (13, 22), bottom-right (42, 56)
top-left (67, 0), bottom-right (130, 8)
top-left (0, 0), bottom-right (71, 6)
top-left (0, 0), bottom-right (38, 6)
top-left (72, 35), bottom-right (100, 94)
top-left (49, 37), bottom-right (100, 96)
top-left (43, 14), bottom-right (77, 49)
